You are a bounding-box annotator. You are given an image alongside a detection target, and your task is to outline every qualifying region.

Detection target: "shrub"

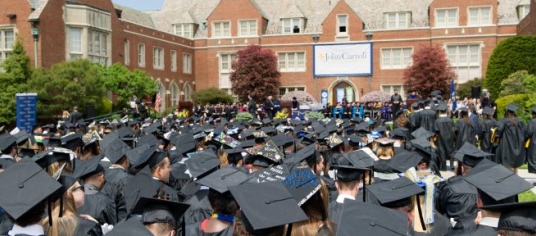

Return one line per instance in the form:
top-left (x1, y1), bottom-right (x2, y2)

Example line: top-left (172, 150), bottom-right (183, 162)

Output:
top-left (191, 87), bottom-right (233, 105)
top-left (306, 111), bottom-right (324, 119)
top-left (456, 78), bottom-right (483, 99)
top-left (495, 93), bottom-right (535, 122)
top-left (500, 71), bottom-right (530, 97)
top-left (236, 112), bottom-right (253, 121)
top-left (281, 91), bottom-right (317, 103)
top-left (485, 36), bottom-right (536, 98)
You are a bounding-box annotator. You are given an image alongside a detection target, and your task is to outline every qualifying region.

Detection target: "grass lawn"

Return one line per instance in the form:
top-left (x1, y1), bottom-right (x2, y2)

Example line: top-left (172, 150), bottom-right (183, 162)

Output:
top-left (519, 164), bottom-right (528, 170)
top-left (519, 190), bottom-right (536, 202)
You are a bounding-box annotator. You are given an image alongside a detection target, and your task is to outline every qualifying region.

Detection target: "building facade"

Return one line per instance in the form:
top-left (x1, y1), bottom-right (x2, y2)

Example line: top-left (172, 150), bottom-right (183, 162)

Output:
top-left (0, 0), bottom-right (530, 109)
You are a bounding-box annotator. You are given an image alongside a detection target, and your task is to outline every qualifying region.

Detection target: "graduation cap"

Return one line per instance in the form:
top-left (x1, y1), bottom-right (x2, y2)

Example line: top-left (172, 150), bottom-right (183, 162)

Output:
top-left (238, 139), bottom-right (256, 149)
top-left (137, 134), bottom-right (161, 148)
top-left (506, 104), bottom-right (518, 112)
top-left (252, 140), bottom-right (284, 163)
top-left (454, 142), bottom-right (493, 167)
top-left (367, 177), bottom-right (424, 209)
top-left (72, 155), bottom-right (104, 180)
top-left (195, 166), bottom-right (250, 193)
top-left (228, 181), bottom-right (308, 233)
top-left (132, 197), bottom-right (190, 227)
top-left (374, 126), bottom-right (388, 134)
top-left (388, 151), bottom-right (423, 173)
top-left (123, 166), bottom-right (160, 212)
top-left (495, 201), bottom-right (536, 233)
top-left (143, 123), bottom-right (160, 135)
top-left (185, 151), bottom-right (221, 178)
top-left (411, 102), bottom-right (420, 109)
top-left (482, 107), bottom-right (495, 116)
top-left (337, 201), bottom-right (408, 236)
top-left (13, 130), bottom-right (30, 145)
top-left (348, 150), bottom-right (376, 168)
top-left (283, 144), bottom-right (316, 170)
top-left (127, 144), bottom-right (157, 169)
top-left (282, 167), bottom-right (322, 206)
top-left (252, 164), bottom-right (289, 183)
top-left (375, 138), bottom-right (395, 147)
top-left (215, 133), bottom-right (241, 149)
top-left (430, 90), bottom-right (442, 97)
top-left (0, 134), bottom-right (17, 152)
top-left (465, 159), bottom-right (532, 206)
top-left (115, 127), bottom-right (132, 138)
top-left (437, 103), bottom-right (448, 112)
top-left (0, 158), bottom-right (62, 220)
top-left (331, 153), bottom-right (368, 182)
top-left (411, 127), bottom-right (434, 139)
top-left (391, 128), bottom-right (408, 139)
top-left (32, 149), bottom-right (71, 169)
top-left (82, 131), bottom-right (101, 147)
top-left (327, 133), bottom-right (343, 148)
top-left (169, 133), bottom-right (196, 155)
top-left (271, 134), bottom-right (294, 148)
top-left (105, 218), bottom-right (153, 236)
top-left (17, 148), bottom-right (37, 159)
top-left (104, 138), bottom-right (131, 164)
top-left (347, 135), bottom-right (363, 147)
top-left (225, 148), bottom-right (245, 164)
top-left (260, 127), bottom-right (276, 136)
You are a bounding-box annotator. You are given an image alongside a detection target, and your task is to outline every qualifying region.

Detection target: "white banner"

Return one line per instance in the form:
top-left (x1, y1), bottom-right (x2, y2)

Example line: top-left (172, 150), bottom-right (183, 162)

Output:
top-left (314, 43), bottom-right (372, 76)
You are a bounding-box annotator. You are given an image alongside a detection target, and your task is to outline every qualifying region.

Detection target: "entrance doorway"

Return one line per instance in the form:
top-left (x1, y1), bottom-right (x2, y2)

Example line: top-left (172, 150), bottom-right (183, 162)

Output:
top-left (332, 81), bottom-right (356, 104)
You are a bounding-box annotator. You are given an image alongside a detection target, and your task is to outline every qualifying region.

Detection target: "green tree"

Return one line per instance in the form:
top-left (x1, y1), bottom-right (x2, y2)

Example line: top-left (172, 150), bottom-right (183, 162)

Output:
top-left (0, 39), bottom-right (32, 124)
top-left (500, 71), bottom-right (530, 97)
top-left (102, 63), bottom-right (157, 104)
top-left (230, 45), bottom-right (281, 102)
top-left (27, 59), bottom-right (106, 119)
top-left (485, 35), bottom-right (536, 98)
top-left (456, 78), bottom-right (483, 99)
top-left (191, 87), bottom-right (233, 105)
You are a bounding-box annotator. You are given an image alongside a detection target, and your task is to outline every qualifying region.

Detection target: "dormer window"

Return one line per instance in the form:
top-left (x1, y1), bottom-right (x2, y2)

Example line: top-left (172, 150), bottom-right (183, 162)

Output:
top-left (173, 23), bottom-right (195, 39)
top-left (518, 5), bottom-right (530, 20)
top-left (384, 12), bottom-right (410, 29)
top-left (282, 18), bottom-right (304, 34)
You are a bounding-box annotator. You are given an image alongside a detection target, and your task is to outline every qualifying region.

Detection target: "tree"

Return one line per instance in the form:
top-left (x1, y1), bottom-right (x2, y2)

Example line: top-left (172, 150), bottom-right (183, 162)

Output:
top-left (500, 70), bottom-right (530, 97)
top-left (27, 59), bottom-right (106, 119)
top-left (0, 39), bottom-right (32, 124)
top-left (403, 45), bottom-right (455, 98)
top-left (191, 87), bottom-right (233, 105)
top-left (456, 78), bottom-right (483, 99)
top-left (230, 45), bottom-right (281, 102)
top-left (485, 36), bottom-right (536, 98)
top-left (102, 63), bottom-right (157, 104)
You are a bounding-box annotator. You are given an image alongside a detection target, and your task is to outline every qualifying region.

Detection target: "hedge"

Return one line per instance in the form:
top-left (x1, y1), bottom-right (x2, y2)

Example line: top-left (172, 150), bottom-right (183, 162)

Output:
top-left (495, 93), bottom-right (535, 122)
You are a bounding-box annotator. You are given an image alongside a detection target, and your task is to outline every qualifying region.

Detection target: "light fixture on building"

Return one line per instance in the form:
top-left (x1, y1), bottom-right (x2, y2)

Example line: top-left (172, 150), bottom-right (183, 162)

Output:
top-left (5, 13), bottom-right (16, 19)
top-left (365, 31), bottom-right (373, 41)
top-left (312, 34), bottom-right (320, 43)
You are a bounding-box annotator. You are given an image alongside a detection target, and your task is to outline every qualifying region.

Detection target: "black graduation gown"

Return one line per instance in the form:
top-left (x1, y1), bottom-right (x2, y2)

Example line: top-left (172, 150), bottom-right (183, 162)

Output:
top-left (479, 119), bottom-right (498, 159)
top-left (183, 189), bottom-right (213, 225)
top-left (446, 220), bottom-right (496, 236)
top-left (419, 109), bottom-right (437, 133)
top-left (434, 117), bottom-right (455, 169)
top-left (411, 212), bottom-right (451, 236)
top-left (527, 118), bottom-right (536, 173)
top-left (496, 118), bottom-right (526, 168)
top-left (454, 120), bottom-right (477, 150)
top-left (328, 201), bottom-right (344, 225)
top-left (152, 179), bottom-right (181, 203)
top-left (185, 221), bottom-right (234, 236)
top-left (102, 168), bottom-right (133, 222)
top-left (78, 187), bottom-right (117, 225)
top-left (0, 212), bottom-right (13, 235)
top-left (408, 111), bottom-right (421, 133)
top-left (74, 216), bottom-right (103, 236)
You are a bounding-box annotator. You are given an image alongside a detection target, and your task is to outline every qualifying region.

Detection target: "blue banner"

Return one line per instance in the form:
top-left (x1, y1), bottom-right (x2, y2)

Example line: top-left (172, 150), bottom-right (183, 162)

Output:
top-left (321, 89), bottom-right (328, 107)
top-left (16, 93), bottom-right (38, 133)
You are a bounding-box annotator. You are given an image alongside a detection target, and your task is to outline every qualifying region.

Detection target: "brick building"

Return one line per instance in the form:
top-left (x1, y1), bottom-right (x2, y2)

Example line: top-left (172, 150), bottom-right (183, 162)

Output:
top-left (0, 0), bottom-right (530, 108)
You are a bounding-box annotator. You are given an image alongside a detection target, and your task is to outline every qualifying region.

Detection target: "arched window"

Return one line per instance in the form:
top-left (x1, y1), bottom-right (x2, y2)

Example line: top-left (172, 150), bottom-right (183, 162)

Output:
top-left (170, 82), bottom-right (180, 107)
top-left (155, 79), bottom-right (166, 112)
top-left (184, 82), bottom-right (192, 101)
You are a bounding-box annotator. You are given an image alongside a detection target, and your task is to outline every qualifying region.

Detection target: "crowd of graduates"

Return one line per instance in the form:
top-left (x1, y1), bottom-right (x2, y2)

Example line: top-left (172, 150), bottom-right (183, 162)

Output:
top-left (0, 89), bottom-right (536, 236)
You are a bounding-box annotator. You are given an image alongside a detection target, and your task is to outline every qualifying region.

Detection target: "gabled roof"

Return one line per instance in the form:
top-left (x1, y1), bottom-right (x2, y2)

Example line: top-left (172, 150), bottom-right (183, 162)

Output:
top-left (114, 4), bottom-right (155, 29)
top-left (281, 4), bottom-right (306, 19)
top-left (27, 0), bottom-right (50, 21)
top-left (175, 11), bottom-right (197, 24)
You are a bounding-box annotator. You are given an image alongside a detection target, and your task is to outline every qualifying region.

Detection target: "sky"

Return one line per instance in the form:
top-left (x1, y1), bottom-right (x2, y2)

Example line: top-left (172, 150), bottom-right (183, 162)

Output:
top-left (112, 0), bottom-right (164, 11)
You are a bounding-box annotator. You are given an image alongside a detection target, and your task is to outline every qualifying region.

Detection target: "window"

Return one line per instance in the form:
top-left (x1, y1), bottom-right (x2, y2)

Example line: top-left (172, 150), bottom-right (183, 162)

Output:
top-left (446, 44), bottom-right (481, 83)
top-left (337, 15), bottom-right (348, 34)
top-left (435, 9), bottom-right (458, 27)
top-left (138, 43), bottom-right (145, 67)
top-left (384, 12), bottom-right (410, 29)
top-left (183, 53), bottom-right (192, 74)
top-left (382, 85), bottom-right (405, 98)
top-left (124, 40), bottom-right (130, 65)
top-left (468, 7), bottom-right (492, 26)
top-left (173, 24), bottom-right (194, 39)
top-left (0, 28), bottom-right (15, 68)
top-left (184, 83), bottom-right (192, 101)
top-left (219, 53), bottom-right (236, 89)
top-left (518, 5), bottom-right (530, 20)
top-left (213, 21), bottom-right (230, 37)
top-left (221, 88), bottom-right (239, 102)
top-left (282, 18), bottom-right (303, 34)
top-left (277, 52), bottom-right (305, 72)
top-left (170, 82), bottom-right (179, 107)
top-left (153, 47), bottom-right (164, 69)
top-left (88, 30), bottom-right (109, 65)
top-left (171, 50), bottom-right (177, 71)
top-left (239, 20), bottom-right (257, 36)
top-left (381, 48), bottom-right (413, 69)
top-left (279, 87), bottom-right (305, 96)
top-left (68, 27), bottom-right (83, 60)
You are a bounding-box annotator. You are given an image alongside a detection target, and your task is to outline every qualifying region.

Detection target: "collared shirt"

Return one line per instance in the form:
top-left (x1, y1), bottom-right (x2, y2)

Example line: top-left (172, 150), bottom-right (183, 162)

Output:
top-left (480, 217), bottom-right (499, 228)
top-left (0, 154), bottom-right (13, 160)
top-left (8, 223), bottom-right (45, 236)
top-left (336, 194), bottom-right (356, 204)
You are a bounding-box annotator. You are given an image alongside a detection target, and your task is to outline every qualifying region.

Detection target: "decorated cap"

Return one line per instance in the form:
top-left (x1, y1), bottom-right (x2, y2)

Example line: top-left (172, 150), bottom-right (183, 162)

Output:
top-left (282, 167), bottom-right (322, 206)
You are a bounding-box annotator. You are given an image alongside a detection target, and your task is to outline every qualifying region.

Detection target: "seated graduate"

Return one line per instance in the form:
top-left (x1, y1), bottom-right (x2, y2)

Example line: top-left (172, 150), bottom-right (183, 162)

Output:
top-left (337, 201), bottom-right (408, 236)
top-left (495, 202), bottom-right (536, 236)
top-left (0, 159), bottom-right (62, 236)
top-left (131, 197), bottom-right (189, 236)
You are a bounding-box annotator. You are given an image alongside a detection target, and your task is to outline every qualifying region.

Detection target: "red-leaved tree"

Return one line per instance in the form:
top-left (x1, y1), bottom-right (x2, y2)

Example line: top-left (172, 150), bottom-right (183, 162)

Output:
top-left (230, 45), bottom-right (281, 102)
top-left (403, 45), bottom-right (456, 98)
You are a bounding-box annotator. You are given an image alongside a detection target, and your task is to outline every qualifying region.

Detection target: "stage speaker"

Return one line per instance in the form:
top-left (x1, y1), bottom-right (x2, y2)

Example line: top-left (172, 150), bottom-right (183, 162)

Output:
top-left (471, 86), bottom-right (481, 99)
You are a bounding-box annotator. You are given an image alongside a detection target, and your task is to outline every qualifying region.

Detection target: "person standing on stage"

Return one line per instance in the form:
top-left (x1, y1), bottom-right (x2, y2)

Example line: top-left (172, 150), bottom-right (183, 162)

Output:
top-left (390, 89), bottom-right (403, 118)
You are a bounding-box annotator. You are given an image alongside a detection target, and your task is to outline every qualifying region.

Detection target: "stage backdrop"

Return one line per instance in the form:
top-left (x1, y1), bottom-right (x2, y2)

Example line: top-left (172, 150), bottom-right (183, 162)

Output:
top-left (313, 43), bottom-right (373, 77)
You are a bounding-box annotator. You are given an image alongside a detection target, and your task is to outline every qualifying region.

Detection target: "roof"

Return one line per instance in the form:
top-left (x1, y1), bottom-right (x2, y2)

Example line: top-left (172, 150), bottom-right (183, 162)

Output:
top-left (114, 4), bottom-right (155, 29)
top-left (27, 0), bottom-right (50, 21)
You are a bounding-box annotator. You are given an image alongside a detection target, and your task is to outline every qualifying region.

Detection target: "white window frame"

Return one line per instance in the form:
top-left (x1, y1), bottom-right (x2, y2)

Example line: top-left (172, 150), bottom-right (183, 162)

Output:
top-left (381, 85), bottom-right (405, 98)
top-left (170, 82), bottom-right (180, 107)
top-left (518, 4), bottom-right (530, 20)
top-left (238, 19), bottom-right (257, 36)
top-left (384, 12), bottom-right (410, 29)
top-left (173, 23), bottom-right (194, 39)
top-left (171, 50), bottom-right (177, 72)
top-left (124, 40), bottom-right (130, 65)
top-left (468, 6), bottom-right (492, 26)
top-left (68, 27), bottom-right (83, 61)
top-left (281, 18), bottom-right (303, 34)
top-left (153, 47), bottom-right (164, 70)
top-left (138, 43), bottom-right (145, 67)
top-left (435, 8), bottom-right (459, 28)
top-left (183, 53), bottom-right (192, 74)
top-left (184, 83), bottom-right (193, 101)
top-left (212, 21), bottom-right (231, 38)
top-left (0, 27), bottom-right (15, 69)
top-left (381, 47), bottom-right (413, 69)
top-left (219, 53), bottom-right (236, 89)
top-left (277, 52), bottom-right (306, 72)
top-left (336, 15), bottom-right (348, 35)
top-left (445, 44), bottom-right (482, 83)
top-left (278, 86), bottom-right (306, 96)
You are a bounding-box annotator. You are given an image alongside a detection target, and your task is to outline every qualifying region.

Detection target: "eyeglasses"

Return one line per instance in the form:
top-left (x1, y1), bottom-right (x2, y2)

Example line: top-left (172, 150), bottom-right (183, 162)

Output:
top-left (72, 185), bottom-right (85, 192)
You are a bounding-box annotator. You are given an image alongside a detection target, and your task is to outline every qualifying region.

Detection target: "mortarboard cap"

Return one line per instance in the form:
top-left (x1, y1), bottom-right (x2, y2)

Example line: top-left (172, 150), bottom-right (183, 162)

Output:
top-left (127, 144), bottom-right (157, 169)
top-left (506, 104), bottom-right (518, 112)
top-left (271, 134), bottom-right (294, 148)
top-left (72, 155), bottom-right (104, 180)
top-left (367, 177), bottom-right (424, 208)
top-left (388, 151), bottom-right (423, 173)
top-left (195, 166), bottom-right (250, 193)
top-left (374, 126), bottom-right (388, 134)
top-left (225, 148), bottom-right (245, 163)
top-left (99, 133), bottom-right (119, 151)
top-left (411, 127), bottom-right (434, 139)
top-left (185, 151), bottom-right (221, 178)
top-left (347, 135), bottom-right (363, 147)
top-left (104, 138), bottom-right (131, 164)
top-left (430, 90), bottom-right (442, 96)
top-left (412, 102), bottom-right (420, 109)
top-left (238, 139), bottom-right (256, 149)
top-left (283, 144), bottom-right (316, 169)
top-left (482, 107), bottom-right (495, 116)
top-left (252, 140), bottom-right (284, 163)
top-left (13, 130), bottom-right (30, 145)
top-left (391, 128), bottom-right (408, 139)
top-left (331, 153), bottom-right (368, 182)
top-left (252, 164), bottom-right (289, 183)
top-left (454, 142), bottom-right (493, 167)
top-left (106, 218), bottom-right (153, 236)
top-left (228, 181), bottom-right (308, 232)
top-left (0, 134), bottom-right (17, 152)
top-left (327, 133), bottom-right (343, 148)
top-left (282, 167), bottom-right (322, 206)
top-left (437, 103), bottom-right (448, 111)
top-left (123, 167), bottom-right (160, 213)
top-left (32, 148), bottom-right (71, 169)
top-left (18, 148), bottom-right (37, 158)
top-left (170, 133), bottom-right (196, 155)
top-left (132, 197), bottom-right (190, 226)
top-left (0, 158), bottom-right (62, 220)
top-left (375, 138), bottom-right (395, 147)
top-left (82, 131), bottom-right (101, 147)
top-left (497, 202), bottom-right (536, 233)
top-left (337, 201), bottom-right (408, 236)
top-left (137, 134), bottom-right (161, 148)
